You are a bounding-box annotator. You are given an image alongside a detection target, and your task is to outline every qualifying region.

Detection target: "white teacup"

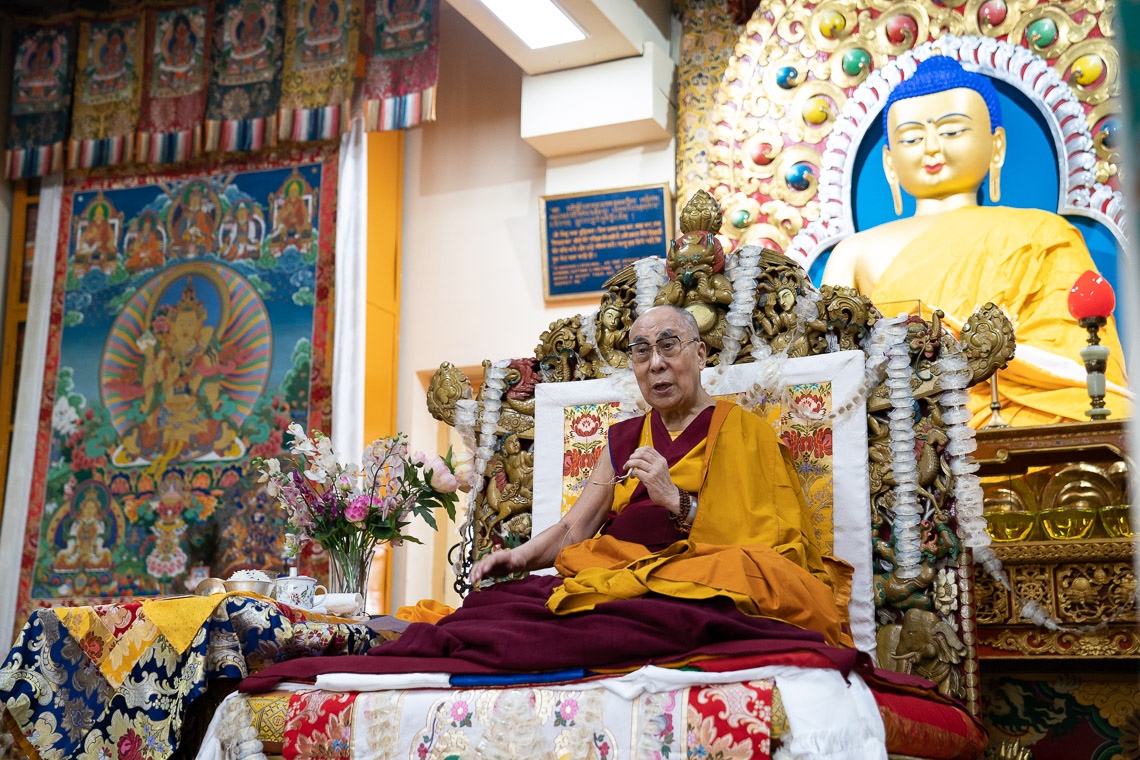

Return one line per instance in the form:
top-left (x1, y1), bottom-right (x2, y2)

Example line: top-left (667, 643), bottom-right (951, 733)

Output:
top-left (274, 574), bottom-right (327, 609)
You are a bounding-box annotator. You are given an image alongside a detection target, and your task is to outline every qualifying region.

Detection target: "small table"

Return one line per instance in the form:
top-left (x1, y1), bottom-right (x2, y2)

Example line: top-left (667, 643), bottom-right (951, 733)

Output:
top-left (0, 593), bottom-right (384, 760)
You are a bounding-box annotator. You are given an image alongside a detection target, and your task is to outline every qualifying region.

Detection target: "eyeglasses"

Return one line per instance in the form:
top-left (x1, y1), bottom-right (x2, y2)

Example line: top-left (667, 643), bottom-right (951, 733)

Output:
top-left (628, 337), bottom-right (700, 364)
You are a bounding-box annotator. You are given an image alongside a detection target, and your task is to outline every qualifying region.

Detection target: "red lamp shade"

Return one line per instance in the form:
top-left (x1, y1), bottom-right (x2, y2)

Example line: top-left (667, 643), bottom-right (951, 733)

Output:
top-left (1068, 270), bottom-right (1116, 319)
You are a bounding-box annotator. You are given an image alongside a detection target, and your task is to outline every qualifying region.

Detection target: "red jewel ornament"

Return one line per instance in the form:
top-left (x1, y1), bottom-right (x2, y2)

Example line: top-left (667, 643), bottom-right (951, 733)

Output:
top-left (1067, 270), bottom-right (1116, 319)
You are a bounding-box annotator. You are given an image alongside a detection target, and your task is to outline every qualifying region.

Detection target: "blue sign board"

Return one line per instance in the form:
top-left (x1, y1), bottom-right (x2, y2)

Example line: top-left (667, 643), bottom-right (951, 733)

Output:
top-left (541, 184), bottom-right (671, 300)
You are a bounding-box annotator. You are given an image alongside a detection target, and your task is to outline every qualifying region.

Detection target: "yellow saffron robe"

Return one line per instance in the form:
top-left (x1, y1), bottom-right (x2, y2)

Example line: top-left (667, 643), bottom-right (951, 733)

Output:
top-left (871, 206), bottom-right (1130, 427)
top-left (547, 401), bottom-right (852, 648)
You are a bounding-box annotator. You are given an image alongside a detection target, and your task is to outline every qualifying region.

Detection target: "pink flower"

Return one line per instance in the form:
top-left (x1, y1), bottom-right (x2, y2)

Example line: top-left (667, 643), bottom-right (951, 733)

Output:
top-left (411, 450), bottom-right (429, 465)
top-left (430, 462), bottom-right (458, 494)
top-left (451, 700), bottom-right (469, 722)
top-left (346, 494), bottom-right (373, 523)
top-left (559, 698), bottom-right (578, 721)
top-left (453, 459), bottom-right (475, 492)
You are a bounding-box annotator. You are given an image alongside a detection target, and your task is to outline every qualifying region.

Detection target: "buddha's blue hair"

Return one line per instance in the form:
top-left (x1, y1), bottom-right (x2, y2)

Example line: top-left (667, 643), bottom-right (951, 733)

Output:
top-left (882, 56), bottom-right (1003, 140)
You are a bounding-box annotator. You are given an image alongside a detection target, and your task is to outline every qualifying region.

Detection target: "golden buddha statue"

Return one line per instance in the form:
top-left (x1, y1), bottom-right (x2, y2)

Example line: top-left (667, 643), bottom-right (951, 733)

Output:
top-left (822, 56), bottom-right (1129, 427)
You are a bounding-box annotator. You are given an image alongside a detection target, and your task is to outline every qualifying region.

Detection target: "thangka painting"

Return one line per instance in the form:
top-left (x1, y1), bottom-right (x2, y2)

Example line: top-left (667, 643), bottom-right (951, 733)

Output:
top-left (137, 4), bottom-right (213, 164)
top-left (69, 14), bottom-right (145, 169)
top-left (205, 0), bottom-right (285, 153)
top-left (5, 23), bottom-right (76, 179)
top-left (279, 0), bottom-right (360, 141)
top-left (14, 149), bottom-right (337, 626)
top-left (363, 0), bottom-right (438, 131)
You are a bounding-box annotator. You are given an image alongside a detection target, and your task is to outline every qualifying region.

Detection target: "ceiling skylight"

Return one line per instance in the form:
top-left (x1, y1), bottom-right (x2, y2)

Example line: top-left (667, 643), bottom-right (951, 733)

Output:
top-left (476, 0), bottom-right (587, 50)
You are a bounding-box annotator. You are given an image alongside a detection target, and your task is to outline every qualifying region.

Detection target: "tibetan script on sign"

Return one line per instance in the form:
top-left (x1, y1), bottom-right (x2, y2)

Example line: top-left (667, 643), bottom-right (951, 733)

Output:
top-left (541, 184), bottom-right (671, 300)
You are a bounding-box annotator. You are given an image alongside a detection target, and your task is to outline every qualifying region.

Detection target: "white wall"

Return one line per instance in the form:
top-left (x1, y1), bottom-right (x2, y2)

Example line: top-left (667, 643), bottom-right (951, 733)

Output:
top-left (394, 4), bottom-right (677, 609)
top-left (394, 5), bottom-right (594, 608)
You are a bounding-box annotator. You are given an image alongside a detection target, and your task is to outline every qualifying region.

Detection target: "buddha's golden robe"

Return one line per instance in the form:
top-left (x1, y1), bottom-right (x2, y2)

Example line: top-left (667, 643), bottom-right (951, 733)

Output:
top-left (548, 401), bottom-right (851, 648)
top-left (871, 206), bottom-right (1130, 427)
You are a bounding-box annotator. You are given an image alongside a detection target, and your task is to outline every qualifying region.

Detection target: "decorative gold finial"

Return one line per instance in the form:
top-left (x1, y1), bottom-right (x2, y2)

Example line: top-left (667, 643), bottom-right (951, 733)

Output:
top-left (679, 190), bottom-right (723, 236)
top-left (983, 374), bottom-right (1010, 428)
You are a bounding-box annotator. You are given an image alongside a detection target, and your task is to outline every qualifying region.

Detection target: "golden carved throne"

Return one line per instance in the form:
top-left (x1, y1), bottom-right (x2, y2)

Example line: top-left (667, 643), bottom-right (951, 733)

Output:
top-left (428, 189), bottom-right (1018, 724)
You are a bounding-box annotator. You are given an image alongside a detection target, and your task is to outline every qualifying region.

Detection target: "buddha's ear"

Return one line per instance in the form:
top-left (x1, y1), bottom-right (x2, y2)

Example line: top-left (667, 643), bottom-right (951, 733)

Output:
top-left (989, 127), bottom-right (1007, 203)
top-left (883, 145), bottom-right (903, 216)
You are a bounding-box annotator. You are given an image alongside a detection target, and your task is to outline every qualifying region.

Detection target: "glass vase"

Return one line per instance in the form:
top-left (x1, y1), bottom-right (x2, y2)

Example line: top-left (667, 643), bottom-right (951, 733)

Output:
top-left (325, 540), bottom-right (377, 609)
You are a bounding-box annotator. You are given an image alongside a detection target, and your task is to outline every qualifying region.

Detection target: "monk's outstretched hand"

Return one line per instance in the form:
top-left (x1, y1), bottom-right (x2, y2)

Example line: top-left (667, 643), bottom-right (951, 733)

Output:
top-left (624, 445), bottom-right (682, 515)
top-left (469, 547), bottom-right (526, 588)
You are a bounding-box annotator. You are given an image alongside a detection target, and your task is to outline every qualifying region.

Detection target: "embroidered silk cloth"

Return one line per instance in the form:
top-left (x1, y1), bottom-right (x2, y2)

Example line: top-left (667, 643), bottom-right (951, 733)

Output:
top-left (70, 13), bottom-right (145, 169)
top-left (5, 23), bottom-right (76, 179)
top-left (279, 0), bottom-right (361, 142)
top-left (363, 0), bottom-right (439, 131)
top-left (137, 4), bottom-right (214, 164)
top-left (205, 0), bottom-right (286, 153)
top-left (0, 595), bottom-right (383, 760)
top-left (242, 678), bottom-right (781, 759)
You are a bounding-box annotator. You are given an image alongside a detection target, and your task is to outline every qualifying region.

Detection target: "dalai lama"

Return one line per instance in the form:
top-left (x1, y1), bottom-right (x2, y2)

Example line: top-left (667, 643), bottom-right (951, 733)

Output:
top-left (242, 305), bottom-right (856, 692)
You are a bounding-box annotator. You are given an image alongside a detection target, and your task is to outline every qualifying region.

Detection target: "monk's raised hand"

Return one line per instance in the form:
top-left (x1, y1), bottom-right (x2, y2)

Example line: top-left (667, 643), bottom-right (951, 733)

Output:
top-left (625, 446), bottom-right (681, 513)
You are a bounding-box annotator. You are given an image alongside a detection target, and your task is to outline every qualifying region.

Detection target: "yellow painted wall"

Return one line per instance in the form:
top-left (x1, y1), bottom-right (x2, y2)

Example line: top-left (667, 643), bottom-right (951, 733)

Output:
top-left (364, 129), bottom-right (404, 613)
top-left (365, 130), bottom-right (404, 442)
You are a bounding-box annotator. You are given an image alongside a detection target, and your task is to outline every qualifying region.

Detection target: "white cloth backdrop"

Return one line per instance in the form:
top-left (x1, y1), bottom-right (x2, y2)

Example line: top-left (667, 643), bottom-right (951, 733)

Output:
top-left (0, 174), bottom-right (63, 655)
top-left (332, 118), bottom-right (368, 461)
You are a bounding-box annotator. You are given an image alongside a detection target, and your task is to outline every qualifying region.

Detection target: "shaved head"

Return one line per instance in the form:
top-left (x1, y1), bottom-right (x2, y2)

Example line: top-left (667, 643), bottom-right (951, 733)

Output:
top-left (633, 305), bottom-right (700, 341)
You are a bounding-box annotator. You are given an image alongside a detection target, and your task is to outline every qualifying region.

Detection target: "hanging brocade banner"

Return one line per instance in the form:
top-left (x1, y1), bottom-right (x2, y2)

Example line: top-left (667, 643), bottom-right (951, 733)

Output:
top-left (278, 0), bottom-right (360, 142)
top-left (205, 0), bottom-right (285, 153)
top-left (363, 0), bottom-right (438, 131)
top-left (70, 14), bottom-right (145, 169)
top-left (136, 4), bottom-right (213, 164)
top-left (5, 23), bottom-right (76, 179)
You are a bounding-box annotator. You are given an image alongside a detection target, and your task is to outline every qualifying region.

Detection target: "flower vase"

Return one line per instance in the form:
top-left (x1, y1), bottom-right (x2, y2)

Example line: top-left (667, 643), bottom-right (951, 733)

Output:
top-left (325, 542), bottom-right (376, 615)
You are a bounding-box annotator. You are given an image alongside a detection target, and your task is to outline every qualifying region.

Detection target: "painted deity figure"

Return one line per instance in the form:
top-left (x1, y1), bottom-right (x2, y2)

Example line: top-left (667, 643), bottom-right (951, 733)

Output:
top-left (54, 488), bottom-right (115, 572)
top-left (270, 180), bottom-right (314, 253)
top-left (230, 3), bottom-right (269, 74)
top-left (125, 214), bottom-right (165, 273)
top-left (309, 0), bottom-right (339, 41)
top-left (18, 36), bottom-right (61, 109)
top-left (120, 280), bottom-right (239, 462)
top-left (301, 0), bottom-right (343, 63)
top-left (92, 27), bottom-right (129, 97)
top-left (146, 485), bottom-right (189, 579)
top-left (822, 56), bottom-right (1129, 426)
top-left (157, 14), bottom-right (198, 90)
top-left (220, 201), bottom-right (264, 260)
top-left (176, 185), bottom-right (217, 252)
top-left (383, 0), bottom-right (427, 47)
top-left (74, 203), bottom-right (119, 276)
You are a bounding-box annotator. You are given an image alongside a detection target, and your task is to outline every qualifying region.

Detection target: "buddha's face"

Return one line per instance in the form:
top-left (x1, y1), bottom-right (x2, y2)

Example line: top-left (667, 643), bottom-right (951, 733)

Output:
top-left (170, 308), bottom-right (203, 349)
top-left (883, 87), bottom-right (1005, 200)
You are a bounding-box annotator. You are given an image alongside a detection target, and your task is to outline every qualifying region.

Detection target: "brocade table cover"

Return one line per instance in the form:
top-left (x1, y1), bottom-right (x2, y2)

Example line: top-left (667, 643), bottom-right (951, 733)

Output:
top-left (0, 593), bottom-right (383, 760)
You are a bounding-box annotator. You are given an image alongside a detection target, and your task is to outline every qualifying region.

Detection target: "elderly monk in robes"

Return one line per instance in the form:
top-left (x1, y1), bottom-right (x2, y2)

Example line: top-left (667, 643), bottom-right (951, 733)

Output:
top-left (823, 56), bottom-right (1129, 427)
top-left (242, 306), bottom-right (852, 692)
